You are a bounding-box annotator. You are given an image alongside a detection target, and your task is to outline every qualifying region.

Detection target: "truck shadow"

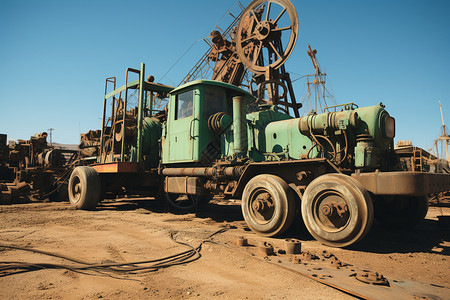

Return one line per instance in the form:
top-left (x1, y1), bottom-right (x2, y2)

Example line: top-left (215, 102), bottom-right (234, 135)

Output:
top-left (195, 200), bottom-right (245, 223)
top-left (96, 197), bottom-right (167, 213)
top-left (96, 197), bottom-right (245, 222)
top-left (96, 198), bottom-right (449, 255)
top-left (353, 219), bottom-right (449, 255)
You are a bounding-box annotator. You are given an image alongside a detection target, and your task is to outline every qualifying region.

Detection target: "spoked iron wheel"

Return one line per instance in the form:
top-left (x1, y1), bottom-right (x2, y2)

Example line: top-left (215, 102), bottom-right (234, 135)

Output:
top-left (235, 0), bottom-right (299, 74)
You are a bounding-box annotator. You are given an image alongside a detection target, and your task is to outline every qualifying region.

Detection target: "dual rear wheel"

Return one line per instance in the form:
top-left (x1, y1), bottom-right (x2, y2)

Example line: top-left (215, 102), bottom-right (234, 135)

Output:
top-left (242, 175), bottom-right (296, 237)
top-left (242, 173), bottom-right (374, 247)
top-left (242, 173), bottom-right (428, 247)
top-left (301, 174), bottom-right (374, 247)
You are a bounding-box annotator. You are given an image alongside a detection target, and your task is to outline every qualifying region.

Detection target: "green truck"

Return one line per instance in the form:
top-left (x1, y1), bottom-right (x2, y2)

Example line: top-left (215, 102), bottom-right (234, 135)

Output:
top-left (68, 63), bottom-right (450, 248)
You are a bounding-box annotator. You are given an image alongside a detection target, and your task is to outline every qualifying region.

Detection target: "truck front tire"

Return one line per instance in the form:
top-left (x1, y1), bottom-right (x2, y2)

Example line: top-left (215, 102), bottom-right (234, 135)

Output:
top-left (68, 166), bottom-right (101, 210)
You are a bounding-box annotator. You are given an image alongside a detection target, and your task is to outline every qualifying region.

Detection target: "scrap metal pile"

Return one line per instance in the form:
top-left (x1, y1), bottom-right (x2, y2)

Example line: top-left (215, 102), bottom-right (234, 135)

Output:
top-left (395, 140), bottom-right (450, 205)
top-left (0, 133), bottom-right (78, 204)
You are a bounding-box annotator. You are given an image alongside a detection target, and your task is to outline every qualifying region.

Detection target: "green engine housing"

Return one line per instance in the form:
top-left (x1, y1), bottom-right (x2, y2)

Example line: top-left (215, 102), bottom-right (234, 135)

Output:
top-left (264, 103), bottom-right (395, 169)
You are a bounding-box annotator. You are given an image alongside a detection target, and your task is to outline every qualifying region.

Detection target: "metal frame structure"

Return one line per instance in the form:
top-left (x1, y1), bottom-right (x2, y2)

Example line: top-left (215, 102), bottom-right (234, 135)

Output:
top-left (99, 63), bottom-right (173, 169)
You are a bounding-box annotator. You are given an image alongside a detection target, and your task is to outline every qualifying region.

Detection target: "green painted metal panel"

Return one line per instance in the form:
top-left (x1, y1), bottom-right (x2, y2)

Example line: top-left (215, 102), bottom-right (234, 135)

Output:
top-left (197, 86), bottom-right (226, 165)
top-left (163, 89), bottom-right (197, 163)
top-left (141, 117), bottom-right (162, 168)
top-left (219, 106), bottom-right (292, 161)
top-left (136, 63), bottom-right (145, 163)
top-left (265, 119), bottom-right (314, 160)
top-left (353, 103), bottom-right (393, 151)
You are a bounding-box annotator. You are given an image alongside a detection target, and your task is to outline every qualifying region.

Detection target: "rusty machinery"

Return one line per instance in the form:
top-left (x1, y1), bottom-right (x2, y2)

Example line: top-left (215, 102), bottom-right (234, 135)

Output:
top-left (35, 0), bottom-right (450, 248)
top-left (183, 0), bottom-right (301, 117)
top-left (0, 132), bottom-right (78, 204)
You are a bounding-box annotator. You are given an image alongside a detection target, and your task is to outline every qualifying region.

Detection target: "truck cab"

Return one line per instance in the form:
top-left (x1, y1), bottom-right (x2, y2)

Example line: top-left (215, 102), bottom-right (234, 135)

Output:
top-left (162, 80), bottom-right (253, 165)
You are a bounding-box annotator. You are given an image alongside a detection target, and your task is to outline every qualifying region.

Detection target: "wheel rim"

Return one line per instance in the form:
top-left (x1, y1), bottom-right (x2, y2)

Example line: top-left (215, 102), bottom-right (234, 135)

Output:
top-left (71, 176), bottom-right (81, 204)
top-left (248, 188), bottom-right (275, 225)
top-left (312, 189), bottom-right (350, 233)
top-left (302, 174), bottom-right (374, 247)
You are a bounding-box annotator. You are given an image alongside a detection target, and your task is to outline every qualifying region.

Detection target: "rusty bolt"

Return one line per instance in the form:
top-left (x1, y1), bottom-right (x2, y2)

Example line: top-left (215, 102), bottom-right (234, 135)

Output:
top-left (236, 236), bottom-right (248, 247)
top-left (322, 204), bottom-right (333, 217)
top-left (284, 238), bottom-right (302, 254)
top-left (253, 200), bottom-right (263, 212)
top-left (335, 203), bottom-right (348, 217)
top-left (355, 271), bottom-right (390, 286)
top-left (322, 250), bottom-right (333, 259)
top-left (296, 171), bottom-right (308, 181)
top-left (259, 242), bottom-right (274, 256)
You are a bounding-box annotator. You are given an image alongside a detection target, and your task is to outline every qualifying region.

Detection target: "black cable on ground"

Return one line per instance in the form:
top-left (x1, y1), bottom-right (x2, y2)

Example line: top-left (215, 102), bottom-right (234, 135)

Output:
top-left (0, 227), bottom-right (228, 278)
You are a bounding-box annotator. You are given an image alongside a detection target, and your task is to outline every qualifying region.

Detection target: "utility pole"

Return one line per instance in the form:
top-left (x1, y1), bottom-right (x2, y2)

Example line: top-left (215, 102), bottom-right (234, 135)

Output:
top-left (438, 100), bottom-right (449, 161)
top-left (47, 128), bottom-right (54, 147)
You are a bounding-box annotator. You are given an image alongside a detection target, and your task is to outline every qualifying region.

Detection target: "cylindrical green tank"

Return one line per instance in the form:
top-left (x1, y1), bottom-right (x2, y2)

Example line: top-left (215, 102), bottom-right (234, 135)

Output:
top-left (265, 103), bottom-right (395, 169)
top-left (298, 103), bottom-right (394, 152)
top-left (141, 117), bottom-right (162, 168)
top-left (298, 109), bottom-right (359, 135)
top-left (352, 103), bottom-right (395, 151)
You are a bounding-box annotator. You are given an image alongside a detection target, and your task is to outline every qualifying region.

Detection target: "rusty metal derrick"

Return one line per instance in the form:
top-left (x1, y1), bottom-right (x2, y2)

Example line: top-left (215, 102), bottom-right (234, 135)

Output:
top-left (199, 0), bottom-right (302, 117)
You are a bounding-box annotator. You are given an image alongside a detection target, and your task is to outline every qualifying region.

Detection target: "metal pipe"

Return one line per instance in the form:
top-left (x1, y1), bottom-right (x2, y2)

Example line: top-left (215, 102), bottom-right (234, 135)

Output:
top-left (100, 97), bottom-right (107, 163)
top-left (136, 63), bottom-right (145, 163)
top-left (161, 167), bottom-right (242, 178)
top-left (109, 78), bottom-right (116, 163)
top-left (121, 72), bottom-right (129, 162)
top-left (121, 67), bottom-right (141, 162)
top-left (100, 77), bottom-right (115, 163)
top-left (233, 96), bottom-right (248, 156)
top-left (298, 110), bottom-right (358, 135)
top-left (162, 168), bottom-right (209, 177)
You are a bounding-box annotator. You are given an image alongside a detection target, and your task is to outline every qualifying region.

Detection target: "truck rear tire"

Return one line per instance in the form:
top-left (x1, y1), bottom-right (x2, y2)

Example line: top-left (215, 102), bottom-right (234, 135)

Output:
top-left (68, 166), bottom-right (101, 210)
top-left (301, 174), bottom-right (374, 248)
top-left (241, 174), bottom-right (296, 237)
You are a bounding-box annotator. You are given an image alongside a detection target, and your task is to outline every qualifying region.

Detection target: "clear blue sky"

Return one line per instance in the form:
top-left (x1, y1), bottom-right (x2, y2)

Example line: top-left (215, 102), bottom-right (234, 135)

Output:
top-left (1, 0), bottom-right (449, 152)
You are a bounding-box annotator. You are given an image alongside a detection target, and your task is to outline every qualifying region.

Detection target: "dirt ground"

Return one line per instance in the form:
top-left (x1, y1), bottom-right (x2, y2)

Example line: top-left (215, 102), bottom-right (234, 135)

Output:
top-left (0, 198), bottom-right (448, 299)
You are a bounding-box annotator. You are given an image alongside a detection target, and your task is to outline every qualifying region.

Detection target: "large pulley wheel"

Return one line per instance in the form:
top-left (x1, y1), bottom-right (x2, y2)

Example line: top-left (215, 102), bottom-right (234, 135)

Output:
top-left (301, 174), bottom-right (374, 248)
top-left (68, 166), bottom-right (102, 210)
top-left (236, 0), bottom-right (299, 74)
top-left (374, 195), bottom-right (429, 228)
top-left (242, 174), bottom-right (296, 237)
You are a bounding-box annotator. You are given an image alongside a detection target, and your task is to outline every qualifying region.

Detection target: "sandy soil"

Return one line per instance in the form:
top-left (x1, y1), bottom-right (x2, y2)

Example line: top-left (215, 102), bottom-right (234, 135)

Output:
top-left (0, 198), bottom-right (448, 299)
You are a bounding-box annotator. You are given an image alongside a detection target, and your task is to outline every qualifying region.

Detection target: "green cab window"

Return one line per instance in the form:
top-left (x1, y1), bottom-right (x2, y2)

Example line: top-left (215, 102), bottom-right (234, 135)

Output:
top-left (203, 87), bottom-right (224, 119)
top-left (175, 90), bottom-right (194, 120)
